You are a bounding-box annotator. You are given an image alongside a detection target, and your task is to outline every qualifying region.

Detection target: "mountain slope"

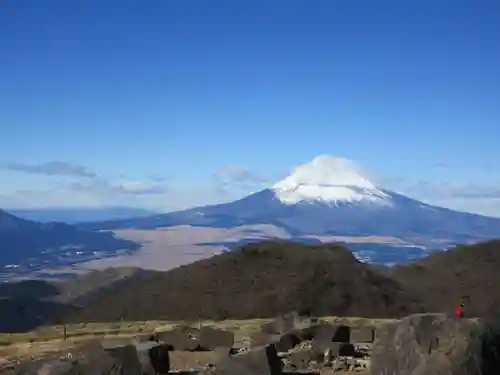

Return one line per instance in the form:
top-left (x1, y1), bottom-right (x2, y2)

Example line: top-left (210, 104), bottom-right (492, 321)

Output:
top-left (60, 239), bottom-right (500, 324)
top-left (8, 206), bottom-right (158, 224)
top-left (0, 209), bottom-right (140, 271)
top-left (80, 156), bottom-right (500, 245)
top-left (3, 239), bottom-right (500, 331)
top-left (393, 239), bottom-right (500, 318)
top-left (69, 241), bottom-right (423, 322)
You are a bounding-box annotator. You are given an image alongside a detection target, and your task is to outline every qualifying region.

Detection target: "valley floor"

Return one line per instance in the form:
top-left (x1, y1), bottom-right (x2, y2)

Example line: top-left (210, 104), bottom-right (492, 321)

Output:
top-left (58, 225), bottom-right (436, 273)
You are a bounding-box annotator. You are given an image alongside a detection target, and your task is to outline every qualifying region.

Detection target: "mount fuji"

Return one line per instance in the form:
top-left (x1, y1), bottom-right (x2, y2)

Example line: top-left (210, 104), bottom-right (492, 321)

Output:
top-left (81, 156), bottom-right (500, 265)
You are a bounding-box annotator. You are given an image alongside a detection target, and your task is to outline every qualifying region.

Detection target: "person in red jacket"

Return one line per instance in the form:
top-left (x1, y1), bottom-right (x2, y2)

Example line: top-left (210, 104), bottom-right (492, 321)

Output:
top-left (455, 303), bottom-right (464, 318)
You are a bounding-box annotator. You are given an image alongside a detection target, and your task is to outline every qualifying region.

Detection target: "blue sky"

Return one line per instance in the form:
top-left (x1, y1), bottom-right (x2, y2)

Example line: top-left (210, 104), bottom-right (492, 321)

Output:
top-left (1, 0), bottom-right (499, 216)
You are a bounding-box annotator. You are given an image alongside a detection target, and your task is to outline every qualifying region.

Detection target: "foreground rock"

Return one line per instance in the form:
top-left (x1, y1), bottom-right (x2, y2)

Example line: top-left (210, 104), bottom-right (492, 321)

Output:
top-left (214, 344), bottom-right (282, 375)
top-left (3, 340), bottom-right (172, 375)
top-left (370, 313), bottom-right (484, 375)
top-left (5, 313), bottom-right (498, 375)
top-left (153, 325), bottom-right (234, 352)
top-left (251, 314), bottom-right (375, 373)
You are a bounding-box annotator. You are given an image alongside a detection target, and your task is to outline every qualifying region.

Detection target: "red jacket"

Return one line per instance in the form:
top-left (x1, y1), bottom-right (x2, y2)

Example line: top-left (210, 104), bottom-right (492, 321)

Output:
top-left (455, 306), bottom-right (464, 318)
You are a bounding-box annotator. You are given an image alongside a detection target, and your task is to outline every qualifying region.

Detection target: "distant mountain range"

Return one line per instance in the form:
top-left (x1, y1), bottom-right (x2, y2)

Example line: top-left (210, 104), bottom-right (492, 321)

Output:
top-left (82, 188), bottom-right (500, 241)
top-left (7, 206), bottom-right (158, 224)
top-left (2, 155), bottom-right (499, 276)
top-left (0, 209), bottom-right (140, 275)
top-left (80, 156), bottom-right (500, 264)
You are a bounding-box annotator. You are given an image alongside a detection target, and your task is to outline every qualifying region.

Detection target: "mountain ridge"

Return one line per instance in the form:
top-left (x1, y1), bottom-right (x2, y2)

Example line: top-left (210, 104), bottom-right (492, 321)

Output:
top-left (79, 187), bottom-right (500, 241)
top-left (78, 156), bottom-right (500, 248)
top-left (4, 156), bottom-right (499, 274)
top-left (6, 206), bottom-right (158, 224)
top-left (69, 240), bottom-right (421, 322)
top-left (2, 239), bottom-right (500, 332)
top-left (65, 239), bottom-right (500, 323)
top-left (0, 209), bottom-right (141, 272)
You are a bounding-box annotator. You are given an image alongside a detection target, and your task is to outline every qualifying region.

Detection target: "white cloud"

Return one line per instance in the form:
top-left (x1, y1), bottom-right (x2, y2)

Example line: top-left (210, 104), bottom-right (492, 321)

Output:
top-left (429, 197), bottom-right (500, 217)
top-left (212, 164), bottom-right (270, 195)
top-left (0, 169), bottom-right (251, 212)
top-left (1, 160), bottom-right (499, 218)
top-left (0, 185), bottom-right (224, 212)
top-left (115, 181), bottom-right (169, 195)
top-left (213, 165), bottom-right (267, 184)
top-left (387, 180), bottom-right (500, 217)
top-left (3, 161), bottom-right (97, 178)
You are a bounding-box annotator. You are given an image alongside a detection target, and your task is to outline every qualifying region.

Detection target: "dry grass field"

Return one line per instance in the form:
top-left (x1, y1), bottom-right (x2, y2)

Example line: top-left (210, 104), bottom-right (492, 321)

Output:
top-left (62, 225), bottom-right (414, 273)
top-left (0, 316), bottom-right (398, 363)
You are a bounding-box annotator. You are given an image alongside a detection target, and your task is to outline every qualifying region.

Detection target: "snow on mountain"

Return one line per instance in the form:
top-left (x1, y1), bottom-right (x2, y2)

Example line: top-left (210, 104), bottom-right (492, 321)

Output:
top-left (66, 155), bottom-right (500, 269)
top-left (271, 155), bottom-right (392, 206)
top-left (81, 155), bottom-right (500, 252)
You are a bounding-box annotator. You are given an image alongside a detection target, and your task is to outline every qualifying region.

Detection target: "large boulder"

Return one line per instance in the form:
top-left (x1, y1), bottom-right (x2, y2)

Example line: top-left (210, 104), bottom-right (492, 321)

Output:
top-left (370, 313), bottom-right (482, 375)
top-left (459, 314), bottom-right (500, 375)
top-left (275, 332), bottom-right (302, 353)
top-left (66, 343), bottom-right (124, 375)
top-left (310, 323), bottom-right (336, 353)
top-left (310, 323), bottom-right (350, 354)
top-left (215, 344), bottom-right (283, 375)
top-left (102, 339), bottom-right (172, 375)
top-left (286, 347), bottom-right (318, 372)
top-left (350, 326), bottom-right (375, 343)
top-left (199, 326), bottom-right (235, 350)
top-left (7, 341), bottom-right (171, 375)
top-left (103, 344), bottom-right (142, 375)
top-left (131, 341), bottom-right (171, 375)
top-left (155, 325), bottom-right (201, 351)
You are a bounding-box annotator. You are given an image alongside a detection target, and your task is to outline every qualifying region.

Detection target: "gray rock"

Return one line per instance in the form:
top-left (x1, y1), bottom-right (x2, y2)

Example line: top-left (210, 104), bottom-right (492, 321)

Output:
top-left (275, 332), bottom-right (301, 353)
top-left (215, 344), bottom-right (282, 375)
top-left (288, 348), bottom-right (316, 371)
top-left (332, 324), bottom-right (350, 342)
top-left (148, 343), bottom-right (171, 374)
top-left (135, 344), bottom-right (157, 375)
top-left (350, 326), bottom-right (375, 343)
top-left (310, 323), bottom-right (335, 352)
top-left (199, 326), bottom-right (234, 350)
top-left (370, 313), bottom-right (481, 375)
top-left (69, 343), bottom-right (123, 375)
top-left (103, 344), bottom-right (142, 375)
top-left (338, 343), bottom-right (356, 357)
top-left (326, 342), bottom-right (341, 358)
top-left (156, 326), bottom-right (201, 351)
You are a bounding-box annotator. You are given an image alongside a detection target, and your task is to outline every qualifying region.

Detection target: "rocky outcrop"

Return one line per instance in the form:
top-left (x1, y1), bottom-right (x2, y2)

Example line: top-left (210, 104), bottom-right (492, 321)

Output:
top-left (249, 314), bottom-right (375, 373)
top-left (370, 313), bottom-right (482, 375)
top-left (2, 340), bottom-right (172, 375)
top-left (153, 325), bottom-right (235, 351)
top-left (214, 344), bottom-right (282, 375)
top-left (4, 313), bottom-right (498, 375)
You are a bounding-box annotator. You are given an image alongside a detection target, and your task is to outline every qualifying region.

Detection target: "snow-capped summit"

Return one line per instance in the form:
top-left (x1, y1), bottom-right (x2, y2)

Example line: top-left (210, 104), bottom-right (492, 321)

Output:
top-left (86, 155), bottom-right (500, 254)
top-left (272, 155), bottom-right (391, 206)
